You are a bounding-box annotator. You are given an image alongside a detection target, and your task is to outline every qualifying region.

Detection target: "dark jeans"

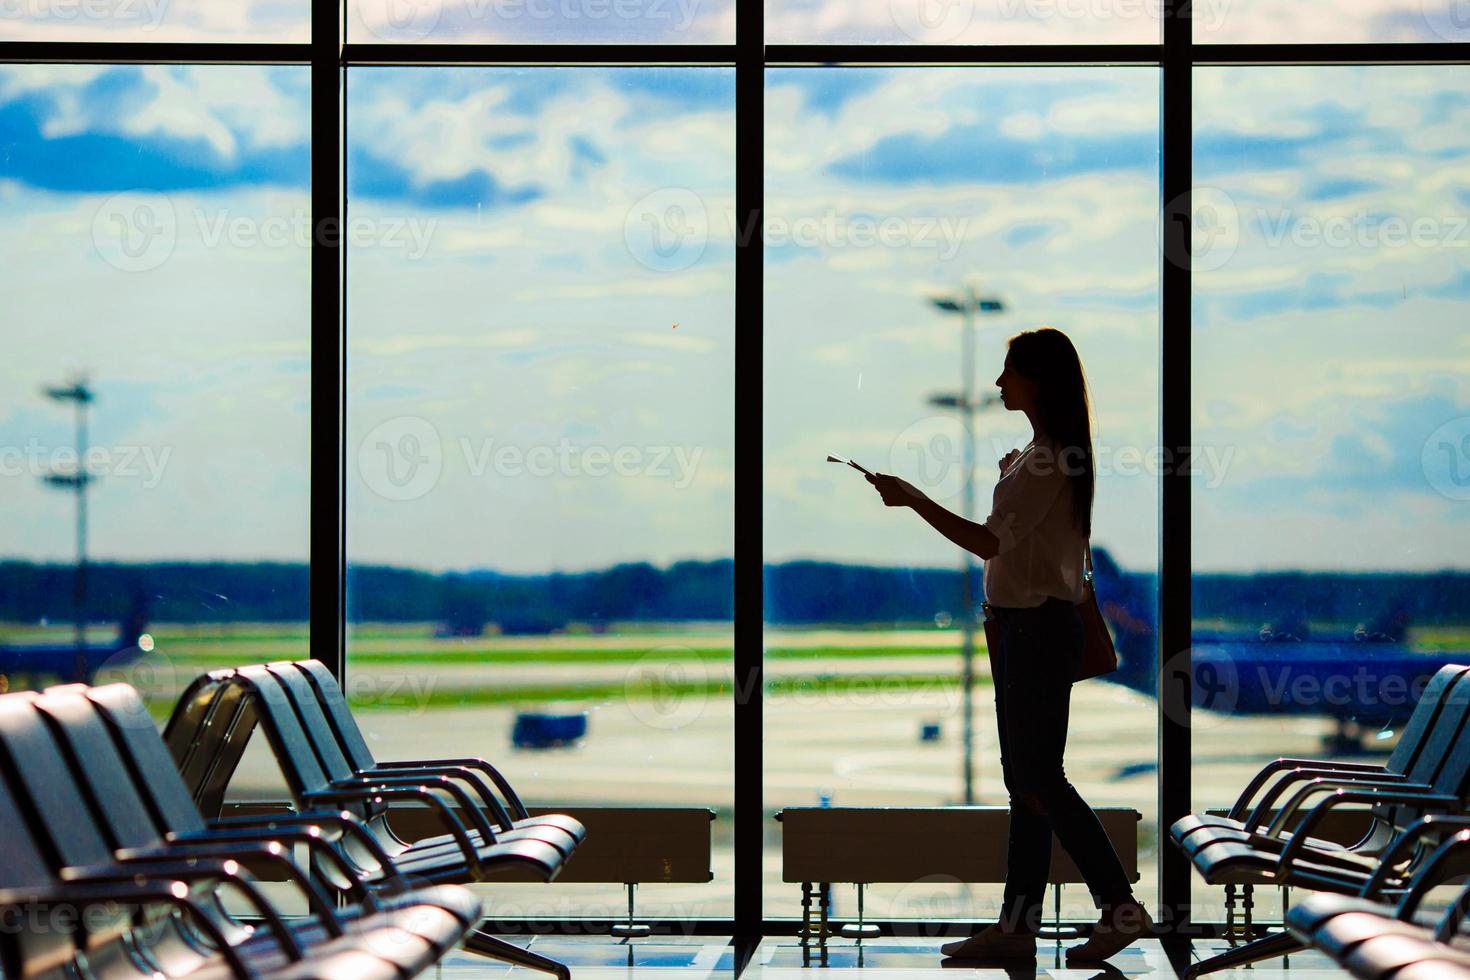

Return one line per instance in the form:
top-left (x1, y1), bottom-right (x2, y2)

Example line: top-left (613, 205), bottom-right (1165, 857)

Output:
top-left (989, 595), bottom-right (1133, 931)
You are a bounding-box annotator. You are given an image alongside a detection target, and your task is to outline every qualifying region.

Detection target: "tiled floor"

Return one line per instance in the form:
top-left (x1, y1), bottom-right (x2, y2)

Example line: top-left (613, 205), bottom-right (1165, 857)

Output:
top-left (437, 935), bottom-right (1346, 978)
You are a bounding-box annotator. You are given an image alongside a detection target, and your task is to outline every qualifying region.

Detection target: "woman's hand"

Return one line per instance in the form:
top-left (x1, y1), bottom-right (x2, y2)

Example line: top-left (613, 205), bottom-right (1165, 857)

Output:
top-left (866, 472), bottom-right (927, 509)
top-left (998, 448), bottom-right (1022, 474)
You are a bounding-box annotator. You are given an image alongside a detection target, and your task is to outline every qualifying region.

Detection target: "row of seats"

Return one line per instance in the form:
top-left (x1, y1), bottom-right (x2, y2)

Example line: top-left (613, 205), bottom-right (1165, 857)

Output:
top-left (0, 660), bottom-right (586, 980)
top-left (1173, 663), bottom-right (1470, 979)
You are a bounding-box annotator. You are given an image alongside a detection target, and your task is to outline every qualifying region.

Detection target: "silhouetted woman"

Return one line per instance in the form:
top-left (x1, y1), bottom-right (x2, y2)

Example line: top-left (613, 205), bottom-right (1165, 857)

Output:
top-left (867, 326), bottom-right (1151, 965)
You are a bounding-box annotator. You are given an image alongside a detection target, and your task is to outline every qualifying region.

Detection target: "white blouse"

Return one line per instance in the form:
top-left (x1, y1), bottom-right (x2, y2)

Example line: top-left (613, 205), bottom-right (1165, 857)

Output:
top-left (980, 435), bottom-right (1088, 609)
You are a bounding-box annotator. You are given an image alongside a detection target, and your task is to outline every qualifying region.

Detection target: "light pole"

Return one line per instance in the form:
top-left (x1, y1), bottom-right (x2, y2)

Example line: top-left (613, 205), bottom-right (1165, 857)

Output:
top-left (926, 286), bottom-right (1004, 805)
top-left (42, 377), bottom-right (96, 653)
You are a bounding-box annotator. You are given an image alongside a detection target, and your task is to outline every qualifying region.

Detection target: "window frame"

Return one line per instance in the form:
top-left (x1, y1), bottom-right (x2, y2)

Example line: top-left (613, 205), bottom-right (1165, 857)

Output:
top-left (3, 0), bottom-right (1467, 949)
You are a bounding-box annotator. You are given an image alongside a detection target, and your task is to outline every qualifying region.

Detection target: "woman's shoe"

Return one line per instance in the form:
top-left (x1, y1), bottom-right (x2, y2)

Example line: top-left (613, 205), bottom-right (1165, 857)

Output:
top-left (940, 925), bottom-right (1037, 961)
top-left (1065, 902), bottom-right (1154, 964)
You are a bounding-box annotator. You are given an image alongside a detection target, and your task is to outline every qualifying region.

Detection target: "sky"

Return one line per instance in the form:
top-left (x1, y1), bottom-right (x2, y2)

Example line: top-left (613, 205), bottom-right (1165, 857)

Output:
top-left (0, 60), bottom-right (1466, 575)
top-left (4, 0), bottom-right (1468, 42)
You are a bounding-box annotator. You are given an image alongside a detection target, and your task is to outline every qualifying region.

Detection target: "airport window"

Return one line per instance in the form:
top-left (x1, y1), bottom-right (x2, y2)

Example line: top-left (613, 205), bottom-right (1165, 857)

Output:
top-left (343, 64), bottom-right (736, 920)
top-left (0, 63), bottom-right (312, 718)
top-left (1189, 62), bottom-right (1470, 923)
top-left (2, 0), bottom-right (1466, 949)
top-left (762, 64), bottom-right (1160, 920)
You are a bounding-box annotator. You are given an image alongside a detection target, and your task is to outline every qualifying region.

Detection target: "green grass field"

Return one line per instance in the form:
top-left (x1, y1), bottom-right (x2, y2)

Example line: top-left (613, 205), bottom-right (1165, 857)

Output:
top-left (6, 620), bottom-right (1470, 714)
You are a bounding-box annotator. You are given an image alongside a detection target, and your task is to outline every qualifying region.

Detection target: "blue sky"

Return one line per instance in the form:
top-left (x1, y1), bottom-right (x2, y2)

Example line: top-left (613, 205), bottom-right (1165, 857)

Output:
top-left (1, 63), bottom-right (1466, 573)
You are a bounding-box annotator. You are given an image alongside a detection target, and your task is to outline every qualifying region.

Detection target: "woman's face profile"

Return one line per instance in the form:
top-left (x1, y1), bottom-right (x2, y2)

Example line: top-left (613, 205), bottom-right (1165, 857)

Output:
top-left (995, 354), bottom-right (1037, 414)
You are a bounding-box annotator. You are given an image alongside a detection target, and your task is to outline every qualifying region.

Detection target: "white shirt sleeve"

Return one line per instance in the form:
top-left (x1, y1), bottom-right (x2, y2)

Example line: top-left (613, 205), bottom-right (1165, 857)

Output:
top-left (982, 445), bottom-right (1069, 556)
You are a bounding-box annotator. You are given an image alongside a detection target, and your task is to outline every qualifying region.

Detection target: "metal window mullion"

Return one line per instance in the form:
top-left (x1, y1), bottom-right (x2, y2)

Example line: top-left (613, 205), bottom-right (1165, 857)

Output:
top-left (0, 41), bottom-right (309, 63)
top-left (312, 2), bottom-right (345, 682)
top-left (1158, 0), bottom-right (1193, 934)
top-left (732, 0), bottom-right (764, 954)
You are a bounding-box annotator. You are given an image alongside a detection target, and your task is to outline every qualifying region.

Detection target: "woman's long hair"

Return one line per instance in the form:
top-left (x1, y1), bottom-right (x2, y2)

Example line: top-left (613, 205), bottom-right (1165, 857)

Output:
top-left (1006, 326), bottom-right (1095, 537)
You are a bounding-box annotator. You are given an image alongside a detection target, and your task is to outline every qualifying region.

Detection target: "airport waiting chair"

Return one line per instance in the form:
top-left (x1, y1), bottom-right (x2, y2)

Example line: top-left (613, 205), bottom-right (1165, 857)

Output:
top-left (1179, 675), bottom-right (1470, 977)
top-left (1176, 664), bottom-right (1470, 863)
top-left (41, 684), bottom-right (456, 912)
top-left (0, 690), bottom-right (480, 980)
top-left (1286, 824), bottom-right (1470, 980)
top-left (164, 663), bottom-right (585, 858)
top-left (288, 659), bottom-right (587, 848)
top-left (164, 665), bottom-right (582, 979)
top-left (164, 668), bottom-right (260, 819)
top-left (229, 664), bottom-right (582, 862)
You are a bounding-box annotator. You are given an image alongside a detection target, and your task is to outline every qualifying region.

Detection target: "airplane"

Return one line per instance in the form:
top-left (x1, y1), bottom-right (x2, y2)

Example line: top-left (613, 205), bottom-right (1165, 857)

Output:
top-left (1087, 547), bottom-right (1467, 752)
top-left (0, 596), bottom-right (153, 689)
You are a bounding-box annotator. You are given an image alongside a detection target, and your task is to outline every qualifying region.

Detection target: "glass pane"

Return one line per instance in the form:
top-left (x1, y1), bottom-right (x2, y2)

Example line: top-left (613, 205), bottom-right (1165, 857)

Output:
top-left (345, 66), bottom-right (736, 921)
top-left (3, 0), bottom-right (309, 41)
top-left (348, 0), bottom-right (733, 43)
top-left (1191, 65), bottom-right (1470, 921)
top-left (0, 65), bottom-right (311, 723)
top-left (766, 0), bottom-right (1158, 43)
top-left (1197, 1), bottom-right (1470, 42)
top-left (764, 66), bottom-right (1161, 921)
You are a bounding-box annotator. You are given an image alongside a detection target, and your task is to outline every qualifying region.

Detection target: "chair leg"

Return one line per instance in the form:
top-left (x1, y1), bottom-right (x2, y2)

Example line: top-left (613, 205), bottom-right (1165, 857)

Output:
top-left (464, 928), bottom-right (571, 979)
top-left (1183, 929), bottom-right (1303, 979)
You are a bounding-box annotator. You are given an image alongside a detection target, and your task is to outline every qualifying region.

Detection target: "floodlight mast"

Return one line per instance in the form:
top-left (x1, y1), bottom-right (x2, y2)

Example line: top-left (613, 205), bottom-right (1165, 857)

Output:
top-left (42, 377), bottom-right (96, 655)
top-left (924, 286), bottom-right (1005, 806)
